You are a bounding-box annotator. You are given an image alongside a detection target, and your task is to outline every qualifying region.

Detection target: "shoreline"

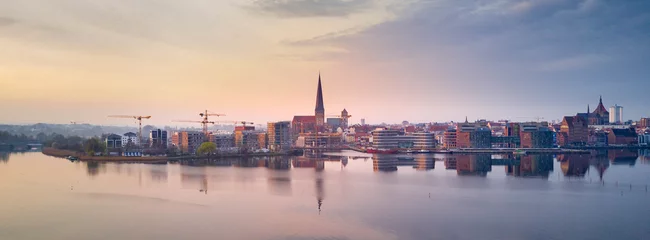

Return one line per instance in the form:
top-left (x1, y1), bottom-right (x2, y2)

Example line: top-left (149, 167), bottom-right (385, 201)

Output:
top-left (41, 147), bottom-right (288, 163)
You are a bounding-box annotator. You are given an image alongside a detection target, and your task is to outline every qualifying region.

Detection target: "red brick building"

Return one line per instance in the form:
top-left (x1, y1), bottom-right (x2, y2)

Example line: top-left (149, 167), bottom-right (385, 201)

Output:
top-left (559, 116), bottom-right (588, 146)
top-left (607, 128), bottom-right (637, 145)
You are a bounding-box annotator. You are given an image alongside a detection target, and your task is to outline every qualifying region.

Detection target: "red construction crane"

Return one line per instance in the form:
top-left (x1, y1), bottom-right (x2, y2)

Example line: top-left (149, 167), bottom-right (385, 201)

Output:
top-left (108, 115), bottom-right (151, 144)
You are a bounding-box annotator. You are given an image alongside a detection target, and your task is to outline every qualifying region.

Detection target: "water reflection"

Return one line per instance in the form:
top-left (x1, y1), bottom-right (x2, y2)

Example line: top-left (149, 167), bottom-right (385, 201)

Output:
top-left (506, 155), bottom-right (554, 178)
top-left (0, 151), bottom-right (9, 163)
top-left (372, 155), bottom-right (397, 172)
top-left (558, 154), bottom-right (590, 177)
top-left (608, 149), bottom-right (638, 166)
top-left (85, 161), bottom-right (106, 177)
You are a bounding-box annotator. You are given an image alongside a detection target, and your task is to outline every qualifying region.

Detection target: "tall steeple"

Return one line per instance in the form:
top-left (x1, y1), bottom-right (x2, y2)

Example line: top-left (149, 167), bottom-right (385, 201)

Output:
top-left (315, 72), bottom-right (325, 126)
top-left (587, 104), bottom-right (590, 113)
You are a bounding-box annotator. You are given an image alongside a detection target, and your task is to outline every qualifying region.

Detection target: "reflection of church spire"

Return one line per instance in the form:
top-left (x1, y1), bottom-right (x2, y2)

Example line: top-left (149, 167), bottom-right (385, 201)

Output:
top-left (587, 104), bottom-right (590, 113)
top-left (315, 177), bottom-right (324, 215)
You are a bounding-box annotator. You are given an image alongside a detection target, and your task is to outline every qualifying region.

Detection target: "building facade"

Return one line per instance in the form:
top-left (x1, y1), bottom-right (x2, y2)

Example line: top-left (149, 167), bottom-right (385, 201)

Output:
top-left (608, 128), bottom-right (637, 145)
top-left (609, 105), bottom-right (623, 124)
top-left (150, 129), bottom-right (168, 148)
top-left (121, 132), bottom-right (138, 147)
top-left (267, 121), bottom-right (291, 152)
top-left (371, 129), bottom-right (400, 149)
top-left (559, 116), bottom-right (588, 146)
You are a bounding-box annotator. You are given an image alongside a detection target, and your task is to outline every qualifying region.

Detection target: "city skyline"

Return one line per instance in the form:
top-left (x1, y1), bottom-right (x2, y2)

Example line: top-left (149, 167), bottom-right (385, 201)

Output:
top-left (1, 0), bottom-right (649, 125)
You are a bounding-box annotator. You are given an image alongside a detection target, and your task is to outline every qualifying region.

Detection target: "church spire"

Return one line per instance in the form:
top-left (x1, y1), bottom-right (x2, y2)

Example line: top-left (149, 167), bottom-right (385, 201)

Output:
top-left (587, 104), bottom-right (590, 113)
top-left (315, 73), bottom-right (324, 113)
top-left (465, 116), bottom-right (468, 123)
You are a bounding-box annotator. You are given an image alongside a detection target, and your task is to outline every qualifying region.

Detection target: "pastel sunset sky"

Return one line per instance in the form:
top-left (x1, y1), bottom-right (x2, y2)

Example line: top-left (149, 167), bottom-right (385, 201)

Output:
top-left (1, 0), bottom-right (649, 126)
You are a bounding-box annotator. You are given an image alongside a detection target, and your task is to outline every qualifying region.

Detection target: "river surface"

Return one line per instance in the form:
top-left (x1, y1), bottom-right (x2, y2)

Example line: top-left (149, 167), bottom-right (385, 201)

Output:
top-left (1, 150), bottom-right (650, 240)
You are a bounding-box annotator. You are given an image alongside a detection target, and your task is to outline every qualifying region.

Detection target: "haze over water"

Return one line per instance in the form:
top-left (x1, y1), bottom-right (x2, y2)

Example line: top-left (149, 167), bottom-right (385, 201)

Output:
top-left (1, 151), bottom-right (650, 240)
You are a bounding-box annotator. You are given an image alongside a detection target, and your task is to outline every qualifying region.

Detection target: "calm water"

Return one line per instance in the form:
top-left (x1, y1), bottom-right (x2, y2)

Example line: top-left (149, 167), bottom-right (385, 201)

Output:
top-left (1, 150), bottom-right (650, 240)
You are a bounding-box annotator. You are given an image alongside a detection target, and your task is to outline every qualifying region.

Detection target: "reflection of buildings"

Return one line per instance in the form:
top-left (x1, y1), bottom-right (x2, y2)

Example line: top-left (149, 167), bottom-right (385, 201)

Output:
top-left (608, 149), bottom-right (638, 166)
top-left (315, 173), bottom-right (325, 214)
top-left (639, 149), bottom-right (650, 164)
top-left (444, 157), bottom-right (457, 169)
top-left (149, 164), bottom-right (168, 182)
top-left (180, 166), bottom-right (208, 192)
top-left (558, 154), bottom-right (590, 177)
top-left (86, 161), bottom-right (105, 177)
top-left (413, 155), bottom-right (435, 171)
top-left (506, 155), bottom-right (553, 178)
top-left (589, 155), bottom-right (610, 180)
top-left (0, 152), bottom-right (9, 163)
top-left (455, 154), bottom-right (491, 176)
top-left (266, 157), bottom-right (291, 170)
top-left (372, 155), bottom-right (398, 172)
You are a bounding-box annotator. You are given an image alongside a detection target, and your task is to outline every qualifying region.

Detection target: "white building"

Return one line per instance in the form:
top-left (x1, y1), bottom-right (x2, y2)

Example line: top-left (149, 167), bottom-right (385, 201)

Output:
top-left (121, 132), bottom-right (139, 147)
top-left (639, 133), bottom-right (650, 146)
top-left (609, 105), bottom-right (623, 124)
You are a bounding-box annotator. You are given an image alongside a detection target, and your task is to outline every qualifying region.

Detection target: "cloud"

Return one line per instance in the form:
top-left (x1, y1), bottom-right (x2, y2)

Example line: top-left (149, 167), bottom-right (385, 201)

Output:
top-left (247, 0), bottom-right (373, 18)
top-left (0, 17), bottom-right (16, 27)
top-left (537, 54), bottom-right (610, 71)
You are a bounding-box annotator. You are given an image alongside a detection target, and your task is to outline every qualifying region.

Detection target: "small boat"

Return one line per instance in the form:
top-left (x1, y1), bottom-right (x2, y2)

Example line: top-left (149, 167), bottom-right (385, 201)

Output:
top-left (66, 156), bottom-right (79, 161)
top-left (513, 150), bottom-right (527, 155)
top-left (418, 149), bottom-right (431, 153)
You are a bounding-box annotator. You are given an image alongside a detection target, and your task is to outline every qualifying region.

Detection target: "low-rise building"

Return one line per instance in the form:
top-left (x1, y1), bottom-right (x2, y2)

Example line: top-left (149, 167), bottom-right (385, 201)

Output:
top-left (638, 132), bottom-right (650, 146)
top-left (444, 129), bottom-right (457, 149)
top-left (608, 128), bottom-right (638, 145)
top-left (105, 134), bottom-right (122, 149)
top-left (121, 132), bottom-right (138, 147)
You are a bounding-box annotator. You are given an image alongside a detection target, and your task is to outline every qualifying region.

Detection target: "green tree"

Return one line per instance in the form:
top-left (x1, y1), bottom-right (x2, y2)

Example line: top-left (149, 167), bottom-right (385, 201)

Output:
top-left (196, 142), bottom-right (217, 156)
top-left (84, 138), bottom-right (106, 155)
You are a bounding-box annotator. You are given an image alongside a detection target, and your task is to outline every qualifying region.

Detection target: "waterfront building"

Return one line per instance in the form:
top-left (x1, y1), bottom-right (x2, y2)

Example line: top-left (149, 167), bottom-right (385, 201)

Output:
top-left (638, 132), bottom-right (650, 146)
top-left (607, 128), bottom-right (637, 145)
top-left (105, 134), bottom-right (122, 149)
top-left (150, 129), bottom-right (168, 148)
top-left (209, 133), bottom-right (235, 150)
top-left (175, 131), bottom-right (204, 154)
top-left (235, 128), bottom-right (266, 150)
top-left (559, 116), bottom-right (588, 146)
top-left (519, 123), bottom-right (553, 148)
top-left (121, 132), bottom-right (138, 147)
top-left (297, 133), bottom-right (342, 148)
top-left (267, 121), bottom-right (291, 152)
top-left (609, 105), bottom-right (623, 124)
top-left (588, 129), bottom-right (608, 146)
top-left (456, 119), bottom-right (491, 148)
top-left (371, 129), bottom-right (400, 149)
top-left (412, 132), bottom-right (436, 149)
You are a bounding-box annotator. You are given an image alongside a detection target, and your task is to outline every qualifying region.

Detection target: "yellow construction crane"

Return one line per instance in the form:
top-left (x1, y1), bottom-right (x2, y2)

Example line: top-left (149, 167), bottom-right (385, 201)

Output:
top-left (108, 115), bottom-right (151, 144)
top-left (172, 120), bottom-right (215, 137)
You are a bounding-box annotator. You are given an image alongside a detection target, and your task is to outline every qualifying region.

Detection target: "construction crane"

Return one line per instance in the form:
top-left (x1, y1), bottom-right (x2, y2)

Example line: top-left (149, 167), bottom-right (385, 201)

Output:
top-left (199, 110), bottom-right (225, 122)
top-left (515, 116), bottom-right (545, 122)
top-left (215, 121), bottom-right (255, 129)
top-left (172, 120), bottom-right (215, 137)
top-left (108, 115), bottom-right (151, 144)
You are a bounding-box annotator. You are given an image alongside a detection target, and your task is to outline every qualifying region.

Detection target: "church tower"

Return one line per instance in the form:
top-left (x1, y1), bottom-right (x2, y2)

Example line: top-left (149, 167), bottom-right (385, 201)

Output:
top-left (315, 73), bottom-right (325, 126)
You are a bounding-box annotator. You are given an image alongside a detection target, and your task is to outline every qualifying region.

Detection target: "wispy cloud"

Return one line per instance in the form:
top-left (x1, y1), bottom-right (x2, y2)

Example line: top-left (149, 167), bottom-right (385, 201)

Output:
top-left (246, 0), bottom-right (373, 18)
top-left (537, 54), bottom-right (610, 71)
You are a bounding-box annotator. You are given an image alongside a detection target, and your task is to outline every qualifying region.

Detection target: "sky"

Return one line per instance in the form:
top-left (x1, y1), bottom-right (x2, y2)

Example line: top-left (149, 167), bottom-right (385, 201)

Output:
top-left (1, 0), bottom-right (649, 126)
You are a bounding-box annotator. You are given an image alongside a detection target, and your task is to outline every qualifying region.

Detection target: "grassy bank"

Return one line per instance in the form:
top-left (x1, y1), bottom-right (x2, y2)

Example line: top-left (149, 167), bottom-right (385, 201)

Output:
top-left (42, 147), bottom-right (289, 163)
